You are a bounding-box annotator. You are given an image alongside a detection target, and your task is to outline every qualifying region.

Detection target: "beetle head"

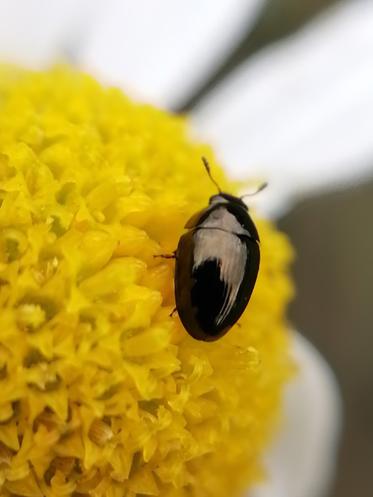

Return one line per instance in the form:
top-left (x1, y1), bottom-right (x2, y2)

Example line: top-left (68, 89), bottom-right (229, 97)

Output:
top-left (209, 193), bottom-right (248, 210)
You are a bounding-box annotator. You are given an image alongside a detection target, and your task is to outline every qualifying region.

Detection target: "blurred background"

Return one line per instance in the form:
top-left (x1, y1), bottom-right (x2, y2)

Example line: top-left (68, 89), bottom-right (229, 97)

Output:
top-left (180, 1), bottom-right (372, 496)
top-left (0, 0), bottom-right (372, 495)
top-left (190, 2), bottom-right (373, 495)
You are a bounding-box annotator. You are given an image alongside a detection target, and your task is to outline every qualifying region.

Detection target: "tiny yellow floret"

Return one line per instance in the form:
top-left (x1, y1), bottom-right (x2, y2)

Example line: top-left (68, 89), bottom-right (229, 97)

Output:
top-left (0, 66), bottom-right (294, 497)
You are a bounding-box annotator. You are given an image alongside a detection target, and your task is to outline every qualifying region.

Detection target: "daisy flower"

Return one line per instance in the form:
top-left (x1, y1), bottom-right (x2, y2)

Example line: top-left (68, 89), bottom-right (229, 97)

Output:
top-left (0, 1), bottom-right (366, 496)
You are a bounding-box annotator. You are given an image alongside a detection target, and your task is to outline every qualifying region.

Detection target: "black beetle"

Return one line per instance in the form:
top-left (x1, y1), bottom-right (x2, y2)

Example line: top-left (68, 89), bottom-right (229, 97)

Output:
top-left (158, 158), bottom-right (265, 341)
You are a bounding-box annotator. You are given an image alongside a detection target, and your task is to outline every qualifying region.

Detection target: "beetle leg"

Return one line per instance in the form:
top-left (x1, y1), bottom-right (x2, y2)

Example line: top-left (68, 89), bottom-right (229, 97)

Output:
top-left (154, 250), bottom-right (177, 259)
top-left (169, 307), bottom-right (178, 317)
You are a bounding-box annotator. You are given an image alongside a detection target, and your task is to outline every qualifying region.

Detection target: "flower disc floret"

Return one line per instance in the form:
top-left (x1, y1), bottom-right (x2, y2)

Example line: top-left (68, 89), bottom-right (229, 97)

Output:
top-left (0, 67), bottom-right (294, 497)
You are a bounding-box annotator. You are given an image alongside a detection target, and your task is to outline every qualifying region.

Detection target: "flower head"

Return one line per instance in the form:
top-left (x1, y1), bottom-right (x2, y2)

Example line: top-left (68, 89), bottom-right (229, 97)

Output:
top-left (0, 66), bottom-right (293, 497)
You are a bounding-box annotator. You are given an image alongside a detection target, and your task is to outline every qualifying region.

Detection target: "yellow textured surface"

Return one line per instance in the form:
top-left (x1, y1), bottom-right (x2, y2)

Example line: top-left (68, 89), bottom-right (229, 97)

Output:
top-left (0, 67), bottom-right (294, 497)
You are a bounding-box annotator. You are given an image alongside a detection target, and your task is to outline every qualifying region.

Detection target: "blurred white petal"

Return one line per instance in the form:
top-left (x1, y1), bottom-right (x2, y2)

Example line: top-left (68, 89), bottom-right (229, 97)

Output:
top-left (192, 0), bottom-right (373, 217)
top-left (0, 0), bottom-right (102, 67)
top-left (250, 332), bottom-right (342, 497)
top-left (78, 0), bottom-right (264, 108)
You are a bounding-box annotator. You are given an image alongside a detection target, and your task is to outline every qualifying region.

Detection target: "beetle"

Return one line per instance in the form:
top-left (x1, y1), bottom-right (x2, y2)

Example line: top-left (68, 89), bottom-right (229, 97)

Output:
top-left (158, 158), bottom-right (265, 341)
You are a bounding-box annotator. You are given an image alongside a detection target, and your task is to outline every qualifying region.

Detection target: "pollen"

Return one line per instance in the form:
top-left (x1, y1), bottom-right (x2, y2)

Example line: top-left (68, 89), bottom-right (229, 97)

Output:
top-left (0, 66), bottom-right (294, 497)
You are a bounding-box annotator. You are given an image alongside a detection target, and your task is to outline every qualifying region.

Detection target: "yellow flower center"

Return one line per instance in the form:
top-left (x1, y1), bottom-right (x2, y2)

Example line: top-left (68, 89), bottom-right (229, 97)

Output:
top-left (0, 66), bottom-right (294, 497)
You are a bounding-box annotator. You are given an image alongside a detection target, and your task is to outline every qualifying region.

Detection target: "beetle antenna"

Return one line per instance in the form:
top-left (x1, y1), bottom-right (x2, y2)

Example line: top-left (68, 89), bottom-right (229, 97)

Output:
top-left (202, 157), bottom-right (222, 193)
top-left (240, 181), bottom-right (268, 199)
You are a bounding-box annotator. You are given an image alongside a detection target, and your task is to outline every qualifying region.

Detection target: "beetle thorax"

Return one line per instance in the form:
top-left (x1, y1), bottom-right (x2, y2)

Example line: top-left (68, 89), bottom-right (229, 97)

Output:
top-left (199, 206), bottom-right (249, 236)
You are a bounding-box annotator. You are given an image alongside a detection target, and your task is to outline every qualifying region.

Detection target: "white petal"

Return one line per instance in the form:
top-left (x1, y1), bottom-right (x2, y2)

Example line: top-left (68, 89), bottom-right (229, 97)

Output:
top-left (192, 0), bottom-right (373, 217)
top-left (0, 0), bottom-right (101, 67)
top-left (250, 332), bottom-right (342, 497)
top-left (78, 0), bottom-right (264, 108)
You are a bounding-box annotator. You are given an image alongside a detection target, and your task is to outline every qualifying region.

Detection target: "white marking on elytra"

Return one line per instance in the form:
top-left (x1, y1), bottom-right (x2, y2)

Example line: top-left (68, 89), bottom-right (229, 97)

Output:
top-left (193, 207), bottom-right (249, 326)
